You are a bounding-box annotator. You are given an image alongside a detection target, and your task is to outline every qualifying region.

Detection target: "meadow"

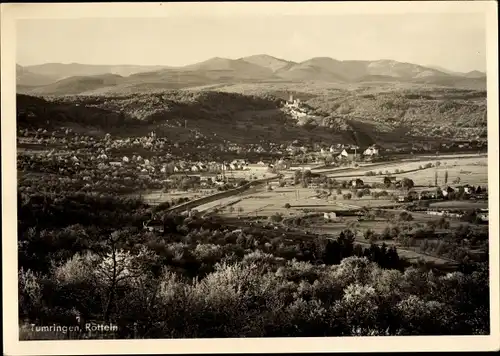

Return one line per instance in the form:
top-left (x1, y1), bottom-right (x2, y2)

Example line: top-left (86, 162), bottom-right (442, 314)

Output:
top-left (325, 156), bottom-right (487, 187)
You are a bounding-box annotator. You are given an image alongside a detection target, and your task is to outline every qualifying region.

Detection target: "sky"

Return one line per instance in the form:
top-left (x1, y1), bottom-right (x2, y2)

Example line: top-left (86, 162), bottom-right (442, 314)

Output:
top-left (16, 12), bottom-right (487, 73)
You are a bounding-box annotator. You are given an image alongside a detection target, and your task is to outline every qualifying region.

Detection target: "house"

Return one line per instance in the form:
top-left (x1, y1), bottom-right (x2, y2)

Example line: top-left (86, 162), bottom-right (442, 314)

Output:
top-left (477, 213), bottom-right (489, 222)
top-left (350, 178), bottom-right (364, 188)
top-left (324, 212), bottom-right (337, 221)
top-left (338, 148), bottom-right (357, 161)
top-left (191, 165), bottom-right (199, 172)
top-left (109, 162), bottom-right (122, 167)
top-left (463, 184), bottom-right (475, 195)
top-left (198, 164), bottom-right (207, 171)
top-left (257, 161), bottom-right (266, 166)
top-left (143, 219), bottom-right (164, 233)
top-left (173, 166), bottom-right (181, 173)
top-left (363, 145), bottom-right (380, 157)
top-left (442, 186), bottom-right (455, 197)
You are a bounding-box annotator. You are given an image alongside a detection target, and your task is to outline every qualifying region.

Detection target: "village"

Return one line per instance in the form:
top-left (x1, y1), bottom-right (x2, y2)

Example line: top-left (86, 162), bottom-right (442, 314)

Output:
top-left (16, 113), bottom-right (489, 277)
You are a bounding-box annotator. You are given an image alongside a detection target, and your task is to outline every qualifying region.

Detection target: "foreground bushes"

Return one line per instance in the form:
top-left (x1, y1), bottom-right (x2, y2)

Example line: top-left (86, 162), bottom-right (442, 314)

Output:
top-left (19, 253), bottom-right (489, 338)
top-left (17, 191), bottom-right (490, 338)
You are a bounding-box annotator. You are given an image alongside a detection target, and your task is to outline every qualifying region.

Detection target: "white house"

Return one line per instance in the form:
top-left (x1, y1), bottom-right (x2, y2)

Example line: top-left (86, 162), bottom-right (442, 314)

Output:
top-left (363, 146), bottom-right (379, 156)
top-left (173, 166), bottom-right (181, 173)
top-left (191, 165), bottom-right (199, 172)
top-left (323, 212), bottom-right (337, 221)
top-left (478, 213), bottom-right (489, 222)
top-left (122, 156), bottom-right (130, 163)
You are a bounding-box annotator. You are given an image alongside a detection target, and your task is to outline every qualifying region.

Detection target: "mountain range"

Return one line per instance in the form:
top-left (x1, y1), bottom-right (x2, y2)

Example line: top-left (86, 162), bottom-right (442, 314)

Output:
top-left (17, 55), bottom-right (486, 95)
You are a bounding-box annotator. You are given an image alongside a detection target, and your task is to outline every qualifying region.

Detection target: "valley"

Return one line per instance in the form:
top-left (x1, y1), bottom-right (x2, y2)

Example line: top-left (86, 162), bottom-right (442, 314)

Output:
top-left (15, 54), bottom-right (491, 340)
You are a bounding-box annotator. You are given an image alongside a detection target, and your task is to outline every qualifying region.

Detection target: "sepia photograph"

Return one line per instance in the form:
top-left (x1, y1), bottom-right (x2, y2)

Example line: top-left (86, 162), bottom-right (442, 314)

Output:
top-left (1, 1), bottom-right (499, 355)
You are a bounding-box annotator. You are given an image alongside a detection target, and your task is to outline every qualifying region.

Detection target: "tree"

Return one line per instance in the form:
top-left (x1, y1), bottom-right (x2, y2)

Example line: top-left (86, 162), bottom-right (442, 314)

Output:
top-left (364, 229), bottom-right (376, 242)
top-left (284, 203), bottom-right (291, 209)
top-left (434, 171), bottom-right (438, 186)
top-left (444, 170), bottom-right (448, 185)
top-left (457, 186), bottom-right (466, 200)
top-left (294, 170), bottom-right (302, 185)
top-left (94, 231), bottom-right (158, 323)
top-left (343, 193), bottom-right (352, 200)
top-left (401, 178), bottom-right (415, 191)
top-left (383, 176), bottom-right (393, 188)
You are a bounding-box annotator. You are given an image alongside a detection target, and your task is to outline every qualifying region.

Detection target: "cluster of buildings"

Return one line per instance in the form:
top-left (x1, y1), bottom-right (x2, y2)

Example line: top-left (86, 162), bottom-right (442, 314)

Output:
top-left (282, 94), bottom-right (323, 124)
top-left (319, 144), bottom-right (381, 162)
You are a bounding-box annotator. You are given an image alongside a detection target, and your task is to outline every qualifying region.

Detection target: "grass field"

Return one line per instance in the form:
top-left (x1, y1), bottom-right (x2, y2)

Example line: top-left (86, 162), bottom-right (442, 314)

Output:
top-left (429, 200), bottom-right (489, 210)
top-left (326, 155), bottom-right (487, 187)
top-left (138, 189), bottom-right (217, 205)
top-left (216, 185), bottom-right (399, 218)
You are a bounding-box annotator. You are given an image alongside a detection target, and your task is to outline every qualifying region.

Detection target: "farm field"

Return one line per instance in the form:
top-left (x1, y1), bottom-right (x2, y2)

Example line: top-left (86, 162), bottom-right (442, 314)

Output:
top-left (429, 200), bottom-right (489, 210)
top-left (217, 186), bottom-right (399, 218)
top-left (137, 189), bottom-right (217, 205)
top-left (326, 155), bottom-right (488, 186)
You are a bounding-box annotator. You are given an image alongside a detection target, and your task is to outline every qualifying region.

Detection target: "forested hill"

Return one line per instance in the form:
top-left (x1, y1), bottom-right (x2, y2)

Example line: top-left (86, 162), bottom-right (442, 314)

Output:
top-left (17, 86), bottom-right (487, 146)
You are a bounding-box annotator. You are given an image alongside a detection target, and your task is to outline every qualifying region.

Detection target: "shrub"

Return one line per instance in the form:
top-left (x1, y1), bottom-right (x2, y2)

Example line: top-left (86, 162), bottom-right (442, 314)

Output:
top-left (343, 193), bottom-right (352, 200)
top-left (399, 211), bottom-right (413, 221)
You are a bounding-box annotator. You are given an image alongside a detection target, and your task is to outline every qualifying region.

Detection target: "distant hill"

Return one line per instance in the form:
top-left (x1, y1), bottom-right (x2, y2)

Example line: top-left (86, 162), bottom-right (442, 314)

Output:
top-left (22, 74), bottom-right (124, 95)
top-left (463, 70), bottom-right (486, 79)
top-left (275, 57), bottom-right (348, 82)
top-left (180, 57), bottom-right (276, 80)
top-left (16, 92), bottom-right (355, 145)
top-left (365, 59), bottom-right (448, 79)
top-left (427, 65), bottom-right (486, 78)
top-left (18, 63), bottom-right (171, 82)
top-left (240, 54), bottom-right (296, 72)
top-left (17, 56), bottom-right (486, 95)
top-left (16, 65), bottom-right (60, 86)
